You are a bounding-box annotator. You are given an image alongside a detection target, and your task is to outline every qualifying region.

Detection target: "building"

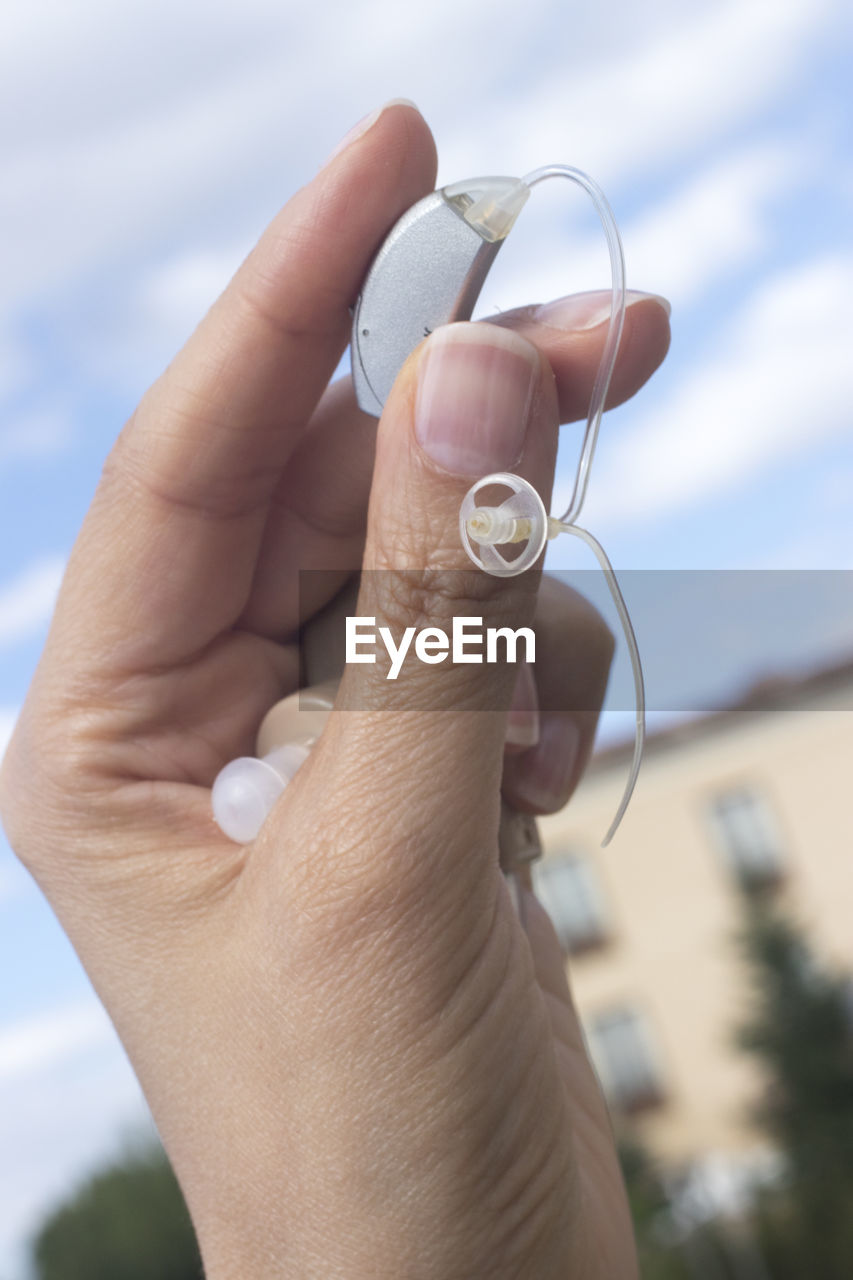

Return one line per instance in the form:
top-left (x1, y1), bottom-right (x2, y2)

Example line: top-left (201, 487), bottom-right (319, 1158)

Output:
top-left (534, 659), bottom-right (853, 1182)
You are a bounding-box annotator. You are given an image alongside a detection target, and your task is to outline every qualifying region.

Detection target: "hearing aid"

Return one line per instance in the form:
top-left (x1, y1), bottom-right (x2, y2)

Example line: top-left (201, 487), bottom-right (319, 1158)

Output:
top-left (352, 165), bottom-right (645, 843)
top-left (211, 163), bottom-right (647, 851)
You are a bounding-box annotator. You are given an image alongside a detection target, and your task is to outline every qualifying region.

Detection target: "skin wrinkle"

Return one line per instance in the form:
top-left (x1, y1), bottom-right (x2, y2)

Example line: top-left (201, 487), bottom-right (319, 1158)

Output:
top-left (270, 472), bottom-right (369, 543)
top-left (450, 991), bottom-right (566, 1206)
top-left (493, 1135), bottom-right (580, 1276)
top-left (274, 804), bottom-right (492, 979)
top-left (107, 415), bottom-right (290, 519)
top-left (231, 267), bottom-right (352, 350)
top-left (360, 568), bottom-right (539, 658)
top-left (326, 763), bottom-right (496, 924)
top-left (302, 952), bottom-right (568, 1280)
top-left (36, 642), bottom-right (291, 788)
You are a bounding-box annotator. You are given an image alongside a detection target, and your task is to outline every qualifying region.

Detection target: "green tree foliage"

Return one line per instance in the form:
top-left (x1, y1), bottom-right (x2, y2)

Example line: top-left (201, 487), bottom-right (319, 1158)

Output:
top-left (32, 1142), bottom-right (202, 1280)
top-left (619, 1139), bottom-right (762, 1280)
top-left (735, 898), bottom-right (853, 1279)
top-left (618, 898), bottom-right (853, 1279)
top-left (618, 1139), bottom-right (690, 1280)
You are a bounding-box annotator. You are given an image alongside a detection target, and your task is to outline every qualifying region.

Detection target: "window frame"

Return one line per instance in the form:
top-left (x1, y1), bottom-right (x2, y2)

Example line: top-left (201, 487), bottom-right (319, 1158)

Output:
top-left (532, 851), bottom-right (612, 956)
top-left (706, 782), bottom-right (787, 889)
top-left (585, 1003), bottom-right (667, 1114)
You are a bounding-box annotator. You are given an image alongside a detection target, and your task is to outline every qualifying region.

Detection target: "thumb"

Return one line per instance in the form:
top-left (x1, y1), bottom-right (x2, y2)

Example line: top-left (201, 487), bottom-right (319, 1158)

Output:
top-left (316, 321), bottom-right (559, 878)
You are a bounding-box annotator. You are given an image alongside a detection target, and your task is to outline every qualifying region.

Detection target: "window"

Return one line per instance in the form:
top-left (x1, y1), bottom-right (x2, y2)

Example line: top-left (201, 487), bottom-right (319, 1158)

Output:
top-left (533, 854), bottom-right (610, 955)
top-left (708, 786), bottom-right (785, 888)
top-left (586, 1006), bottom-right (665, 1113)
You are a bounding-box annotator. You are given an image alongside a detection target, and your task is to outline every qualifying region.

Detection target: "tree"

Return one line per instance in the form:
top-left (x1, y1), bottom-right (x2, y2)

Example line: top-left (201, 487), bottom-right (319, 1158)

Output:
top-left (618, 1138), bottom-right (691, 1280)
top-left (735, 897), bottom-right (853, 1278)
top-left (617, 898), bottom-right (853, 1279)
top-left (32, 1142), bottom-right (202, 1280)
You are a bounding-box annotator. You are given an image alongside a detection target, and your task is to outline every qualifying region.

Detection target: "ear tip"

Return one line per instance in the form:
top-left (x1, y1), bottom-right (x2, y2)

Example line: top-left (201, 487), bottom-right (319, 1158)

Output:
top-left (211, 757), bottom-right (285, 844)
top-left (460, 473), bottom-right (548, 577)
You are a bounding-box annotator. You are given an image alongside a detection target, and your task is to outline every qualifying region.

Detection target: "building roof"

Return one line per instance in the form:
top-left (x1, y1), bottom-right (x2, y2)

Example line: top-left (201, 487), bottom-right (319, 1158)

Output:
top-left (591, 653), bottom-right (853, 773)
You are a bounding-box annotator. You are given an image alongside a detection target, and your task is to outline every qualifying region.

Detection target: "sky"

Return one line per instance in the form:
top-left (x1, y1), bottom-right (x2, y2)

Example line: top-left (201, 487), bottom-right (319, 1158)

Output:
top-left (0, 0), bottom-right (852, 1272)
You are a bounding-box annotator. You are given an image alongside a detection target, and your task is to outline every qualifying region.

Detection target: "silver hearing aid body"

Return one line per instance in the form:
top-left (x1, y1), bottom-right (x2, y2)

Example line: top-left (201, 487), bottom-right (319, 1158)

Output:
top-left (352, 178), bottom-right (529, 414)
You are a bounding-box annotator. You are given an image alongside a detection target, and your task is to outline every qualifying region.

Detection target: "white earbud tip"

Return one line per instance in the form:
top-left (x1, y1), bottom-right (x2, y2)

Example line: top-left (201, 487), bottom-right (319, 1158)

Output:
top-left (212, 746), bottom-right (309, 844)
top-left (212, 757), bottom-right (285, 844)
top-left (212, 743), bottom-right (312, 844)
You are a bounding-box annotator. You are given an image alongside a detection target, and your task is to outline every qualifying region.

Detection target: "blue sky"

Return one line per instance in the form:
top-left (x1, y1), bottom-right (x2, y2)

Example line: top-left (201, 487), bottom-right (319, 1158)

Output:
top-left (1, 0), bottom-right (852, 1272)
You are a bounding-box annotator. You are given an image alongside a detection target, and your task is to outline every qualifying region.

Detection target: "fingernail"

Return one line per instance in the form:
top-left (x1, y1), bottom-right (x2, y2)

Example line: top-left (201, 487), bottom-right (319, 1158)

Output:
top-left (506, 660), bottom-right (540, 749)
top-left (512, 715), bottom-right (581, 812)
top-left (325, 99), bottom-right (419, 164)
top-left (534, 289), bottom-right (671, 331)
top-left (415, 323), bottom-right (538, 475)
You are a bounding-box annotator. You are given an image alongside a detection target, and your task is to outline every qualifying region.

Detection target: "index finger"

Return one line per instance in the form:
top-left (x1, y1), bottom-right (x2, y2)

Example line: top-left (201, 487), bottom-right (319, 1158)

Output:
top-left (57, 102), bottom-right (436, 676)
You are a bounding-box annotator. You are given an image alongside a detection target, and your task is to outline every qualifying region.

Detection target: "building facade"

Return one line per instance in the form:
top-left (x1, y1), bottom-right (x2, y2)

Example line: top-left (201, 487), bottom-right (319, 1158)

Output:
top-left (535, 662), bottom-right (853, 1180)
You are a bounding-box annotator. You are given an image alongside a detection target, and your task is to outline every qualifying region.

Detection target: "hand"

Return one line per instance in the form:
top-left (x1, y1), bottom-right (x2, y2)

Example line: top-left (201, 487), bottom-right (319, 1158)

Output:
top-left (0, 103), bottom-right (669, 1278)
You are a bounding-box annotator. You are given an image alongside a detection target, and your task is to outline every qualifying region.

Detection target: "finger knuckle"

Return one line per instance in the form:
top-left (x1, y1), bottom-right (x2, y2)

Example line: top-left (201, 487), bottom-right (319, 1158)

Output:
top-left (368, 554), bottom-right (539, 642)
top-left (259, 760), bottom-right (466, 966)
top-left (0, 697), bottom-right (107, 875)
top-left (0, 725), bottom-right (55, 872)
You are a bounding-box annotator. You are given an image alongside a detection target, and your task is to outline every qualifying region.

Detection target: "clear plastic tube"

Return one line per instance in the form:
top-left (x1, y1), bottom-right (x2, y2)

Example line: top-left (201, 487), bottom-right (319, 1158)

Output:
top-left (520, 166), bottom-right (627, 526)
top-left (521, 166), bottom-right (640, 844)
top-left (553, 520), bottom-right (644, 845)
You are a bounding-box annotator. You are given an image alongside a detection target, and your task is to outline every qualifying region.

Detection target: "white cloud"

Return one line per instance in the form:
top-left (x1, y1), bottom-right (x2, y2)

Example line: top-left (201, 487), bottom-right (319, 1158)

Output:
top-left (0, 0), bottom-right (840, 445)
top-left (0, 0), bottom-right (841, 326)
top-left (139, 249), bottom-right (241, 334)
top-left (0, 1001), bottom-right (115, 1085)
top-left (440, 0), bottom-right (838, 180)
top-left (0, 407), bottom-right (74, 470)
top-left (588, 252), bottom-right (853, 530)
top-left (0, 858), bottom-right (27, 909)
top-left (623, 142), bottom-right (804, 308)
top-left (0, 1024), bottom-right (148, 1278)
top-left (0, 855), bottom-right (36, 911)
top-left (0, 62), bottom-right (292, 307)
top-left (72, 244), bottom-right (251, 393)
top-left (766, 515), bottom-right (853, 571)
top-left (471, 137), bottom-right (805, 321)
top-left (0, 325), bottom-right (34, 407)
top-left (0, 557), bottom-right (64, 649)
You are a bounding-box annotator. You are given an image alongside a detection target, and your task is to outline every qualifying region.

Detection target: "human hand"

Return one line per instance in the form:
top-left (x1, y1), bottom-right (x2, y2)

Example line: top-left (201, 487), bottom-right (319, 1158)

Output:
top-left (0, 102), bottom-right (669, 1278)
